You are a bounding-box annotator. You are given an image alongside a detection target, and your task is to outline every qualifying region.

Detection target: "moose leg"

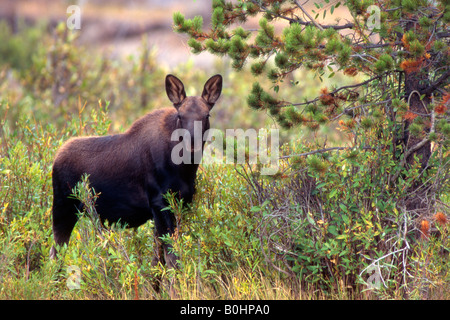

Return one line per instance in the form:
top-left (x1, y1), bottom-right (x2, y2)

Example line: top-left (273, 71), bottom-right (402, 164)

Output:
top-left (151, 205), bottom-right (178, 297)
top-left (151, 229), bottom-right (165, 267)
top-left (152, 204), bottom-right (178, 269)
top-left (153, 205), bottom-right (179, 299)
top-left (150, 228), bottom-right (165, 294)
top-left (50, 198), bottom-right (79, 259)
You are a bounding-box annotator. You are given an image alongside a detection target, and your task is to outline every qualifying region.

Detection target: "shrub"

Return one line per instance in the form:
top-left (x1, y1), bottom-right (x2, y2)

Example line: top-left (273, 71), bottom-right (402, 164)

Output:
top-left (243, 134), bottom-right (449, 297)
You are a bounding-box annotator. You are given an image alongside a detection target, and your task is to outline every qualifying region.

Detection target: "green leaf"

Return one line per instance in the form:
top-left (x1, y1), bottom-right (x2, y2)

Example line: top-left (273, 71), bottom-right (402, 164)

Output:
top-left (328, 225), bottom-right (338, 236)
top-left (329, 189), bottom-right (337, 198)
top-left (316, 182), bottom-right (327, 189)
top-left (306, 213), bottom-right (316, 226)
top-left (204, 269), bottom-right (217, 275)
top-left (342, 214), bottom-right (350, 225)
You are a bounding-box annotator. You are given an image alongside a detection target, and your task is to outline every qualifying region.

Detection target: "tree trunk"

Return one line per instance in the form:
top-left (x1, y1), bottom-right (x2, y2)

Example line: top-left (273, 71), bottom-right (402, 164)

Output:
top-left (404, 74), bottom-right (432, 169)
top-left (403, 69), bottom-right (433, 220)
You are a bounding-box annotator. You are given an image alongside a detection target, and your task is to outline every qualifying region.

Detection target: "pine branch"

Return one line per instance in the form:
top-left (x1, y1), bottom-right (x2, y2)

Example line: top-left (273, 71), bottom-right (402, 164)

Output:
top-left (330, 99), bottom-right (393, 122)
top-left (287, 74), bottom-right (386, 107)
top-left (248, 0), bottom-right (354, 31)
top-left (421, 69), bottom-right (450, 95)
top-left (280, 146), bottom-right (376, 160)
top-left (289, 18), bottom-right (355, 31)
top-left (249, 0), bottom-right (297, 23)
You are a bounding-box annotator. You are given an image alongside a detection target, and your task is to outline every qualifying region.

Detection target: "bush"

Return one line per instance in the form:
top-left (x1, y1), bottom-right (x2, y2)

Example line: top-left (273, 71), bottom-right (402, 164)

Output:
top-left (243, 133), bottom-right (449, 298)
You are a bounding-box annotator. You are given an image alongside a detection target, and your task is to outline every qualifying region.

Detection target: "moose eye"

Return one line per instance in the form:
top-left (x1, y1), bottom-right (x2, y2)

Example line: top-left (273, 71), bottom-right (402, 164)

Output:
top-left (206, 114), bottom-right (211, 119)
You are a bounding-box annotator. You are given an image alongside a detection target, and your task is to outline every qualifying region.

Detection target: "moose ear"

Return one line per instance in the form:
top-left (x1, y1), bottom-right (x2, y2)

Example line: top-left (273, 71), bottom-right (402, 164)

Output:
top-left (166, 74), bottom-right (186, 107)
top-left (202, 74), bottom-right (222, 108)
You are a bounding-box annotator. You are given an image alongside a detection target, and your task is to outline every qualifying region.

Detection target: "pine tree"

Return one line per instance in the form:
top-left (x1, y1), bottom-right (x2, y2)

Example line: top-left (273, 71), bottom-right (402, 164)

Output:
top-left (174, 1), bottom-right (449, 217)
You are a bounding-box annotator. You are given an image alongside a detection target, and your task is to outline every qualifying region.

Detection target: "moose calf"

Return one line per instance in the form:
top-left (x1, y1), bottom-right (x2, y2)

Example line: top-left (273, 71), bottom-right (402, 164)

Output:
top-left (50, 74), bottom-right (222, 268)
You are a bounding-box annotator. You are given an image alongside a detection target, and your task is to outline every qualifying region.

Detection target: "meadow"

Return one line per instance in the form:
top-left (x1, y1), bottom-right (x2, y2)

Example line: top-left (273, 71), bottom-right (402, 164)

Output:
top-left (0, 21), bottom-right (448, 300)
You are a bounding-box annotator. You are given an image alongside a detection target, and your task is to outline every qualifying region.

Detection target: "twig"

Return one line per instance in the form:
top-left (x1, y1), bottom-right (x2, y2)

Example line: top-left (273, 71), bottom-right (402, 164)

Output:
top-left (288, 74), bottom-right (385, 107)
top-left (421, 69), bottom-right (450, 95)
top-left (330, 99), bottom-right (392, 122)
top-left (293, 0), bottom-right (324, 31)
top-left (359, 245), bottom-right (410, 288)
top-left (249, 0), bottom-right (297, 23)
top-left (279, 146), bottom-right (375, 160)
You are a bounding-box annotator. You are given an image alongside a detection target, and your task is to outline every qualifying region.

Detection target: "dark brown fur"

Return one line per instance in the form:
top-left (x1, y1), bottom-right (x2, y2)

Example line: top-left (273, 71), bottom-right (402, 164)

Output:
top-left (50, 74), bottom-right (222, 268)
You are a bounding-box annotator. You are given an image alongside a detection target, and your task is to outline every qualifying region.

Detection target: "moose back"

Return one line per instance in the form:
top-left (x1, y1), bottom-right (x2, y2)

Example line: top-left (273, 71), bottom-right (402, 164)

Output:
top-left (50, 74), bottom-right (222, 267)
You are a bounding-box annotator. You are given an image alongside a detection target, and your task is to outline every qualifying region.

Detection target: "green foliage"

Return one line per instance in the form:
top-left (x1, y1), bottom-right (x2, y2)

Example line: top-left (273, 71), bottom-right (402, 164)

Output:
top-left (229, 35), bottom-right (248, 70)
top-left (246, 134), bottom-right (449, 297)
top-left (1, 22), bottom-right (166, 128)
top-left (250, 60), bottom-right (266, 76)
top-left (306, 155), bottom-right (329, 174)
top-left (187, 38), bottom-right (203, 54)
top-left (165, 165), bottom-right (261, 284)
top-left (401, 0), bottom-right (419, 12)
top-left (173, 0), bottom-right (449, 147)
top-left (374, 54), bottom-right (395, 74)
top-left (256, 18), bottom-right (275, 48)
top-left (0, 21), bottom-right (45, 75)
top-left (408, 40), bottom-right (425, 58)
top-left (212, 6), bottom-right (225, 29)
top-left (409, 122), bottom-right (423, 137)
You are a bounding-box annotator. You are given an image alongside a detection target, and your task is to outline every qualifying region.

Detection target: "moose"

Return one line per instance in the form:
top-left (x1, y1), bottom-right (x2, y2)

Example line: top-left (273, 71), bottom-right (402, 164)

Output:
top-left (50, 74), bottom-right (223, 268)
